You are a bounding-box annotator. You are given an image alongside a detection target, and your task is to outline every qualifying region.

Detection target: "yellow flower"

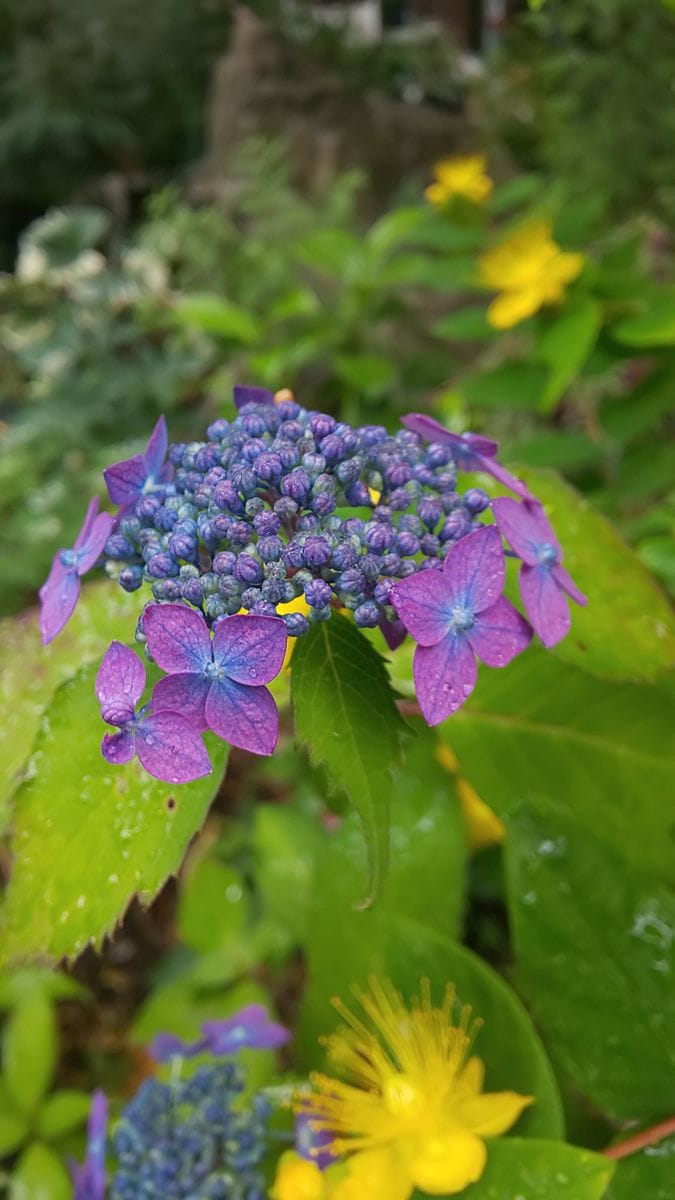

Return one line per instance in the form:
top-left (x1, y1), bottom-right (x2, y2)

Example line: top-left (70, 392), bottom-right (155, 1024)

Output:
top-left (425, 155), bottom-right (493, 207)
top-left (271, 1151), bottom-right (326, 1200)
top-left (479, 219), bottom-right (584, 329)
top-left (296, 978), bottom-right (533, 1198)
top-left (435, 744), bottom-right (505, 852)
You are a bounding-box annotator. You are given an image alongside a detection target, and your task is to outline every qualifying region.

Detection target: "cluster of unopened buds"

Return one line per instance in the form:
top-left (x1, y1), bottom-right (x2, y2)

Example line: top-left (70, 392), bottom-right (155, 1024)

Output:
top-left (40, 386), bottom-right (586, 784)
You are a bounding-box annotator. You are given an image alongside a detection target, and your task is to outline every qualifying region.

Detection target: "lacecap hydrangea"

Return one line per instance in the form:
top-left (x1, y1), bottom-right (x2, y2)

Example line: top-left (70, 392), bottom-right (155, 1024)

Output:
top-left (40, 386), bottom-right (586, 784)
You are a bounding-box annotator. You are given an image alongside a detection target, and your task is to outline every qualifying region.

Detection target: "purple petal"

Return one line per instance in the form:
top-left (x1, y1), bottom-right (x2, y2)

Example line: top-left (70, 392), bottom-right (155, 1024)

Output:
top-left (553, 563), bottom-right (587, 606)
top-left (101, 729), bottom-right (135, 765)
top-left (143, 415), bottom-right (169, 479)
top-left (73, 497), bottom-right (101, 551)
top-left (492, 497), bottom-right (560, 565)
top-left (389, 568), bottom-right (452, 647)
top-left (40, 562), bottom-right (80, 645)
top-left (212, 614), bottom-right (287, 684)
top-left (379, 615), bottom-right (407, 651)
top-left (103, 452), bottom-right (148, 506)
top-left (135, 710), bottom-right (212, 783)
top-left (234, 385), bottom-right (275, 409)
top-left (413, 632), bottom-right (477, 725)
top-left (202, 1005), bottom-right (289, 1053)
top-left (77, 511), bottom-right (114, 574)
top-left (296, 1112), bottom-right (336, 1170)
top-left (519, 564), bottom-right (571, 648)
top-left (443, 525), bottom-right (505, 614)
top-left (401, 412), bottom-right (499, 458)
top-left (96, 641), bottom-right (145, 724)
top-left (205, 677), bottom-right (278, 755)
top-left (477, 455), bottom-right (538, 503)
top-left (151, 672), bottom-right (210, 732)
top-left (143, 603), bottom-right (212, 674)
top-left (150, 1032), bottom-right (204, 1062)
top-left (466, 596), bottom-right (532, 667)
top-left (70, 1089), bottom-right (107, 1200)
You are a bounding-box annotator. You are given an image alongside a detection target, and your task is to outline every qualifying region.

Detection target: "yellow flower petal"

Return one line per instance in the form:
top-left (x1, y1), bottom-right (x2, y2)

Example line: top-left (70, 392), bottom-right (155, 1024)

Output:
top-left (425, 182), bottom-right (450, 207)
top-left (487, 285), bottom-right (544, 329)
top-left (456, 1054), bottom-right (485, 1097)
top-left (431, 155), bottom-right (493, 205)
top-left (331, 1150), bottom-right (413, 1200)
top-left (455, 1089), bottom-right (534, 1137)
top-left (409, 1129), bottom-right (487, 1195)
top-left (458, 778), bottom-right (505, 851)
top-left (271, 1151), bottom-right (326, 1200)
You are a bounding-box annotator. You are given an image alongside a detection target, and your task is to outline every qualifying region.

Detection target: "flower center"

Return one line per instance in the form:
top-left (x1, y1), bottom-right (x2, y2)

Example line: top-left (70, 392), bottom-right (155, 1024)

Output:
top-left (383, 1073), bottom-right (426, 1122)
top-left (537, 542), bottom-right (558, 568)
top-left (59, 548), bottom-right (81, 569)
top-left (205, 660), bottom-right (224, 681)
top-left (451, 604), bottom-right (475, 633)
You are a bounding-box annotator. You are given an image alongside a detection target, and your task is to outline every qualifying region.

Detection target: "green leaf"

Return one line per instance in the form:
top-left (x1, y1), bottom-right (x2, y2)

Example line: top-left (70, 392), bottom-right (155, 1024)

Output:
top-left (607, 1135), bottom-right (675, 1200)
top-left (460, 362), bottom-right (551, 411)
top-left (253, 803), bottom-right (322, 949)
top-left (414, 1138), bottom-right (613, 1199)
top-left (433, 307), bottom-right (497, 342)
top-left (9, 1142), bottom-right (72, 1200)
top-left (0, 663), bottom-right (226, 964)
top-left (602, 365), bottom-right (675, 444)
top-left (365, 206), bottom-right (429, 258)
top-left (505, 804), bottom-right (675, 1122)
top-left (490, 466), bottom-right (675, 680)
top-left (0, 1080), bottom-right (29, 1155)
top-left (290, 614), bottom-right (405, 905)
top-left (612, 290), bottom-right (675, 347)
top-left (299, 792), bottom-right (562, 1139)
top-left (178, 860), bottom-right (248, 954)
top-left (334, 351), bottom-right (395, 394)
top-left (36, 1089), bottom-right (92, 1140)
top-left (536, 298), bottom-right (601, 412)
top-left (380, 253), bottom-right (476, 291)
top-left (171, 293), bottom-right (260, 342)
top-left (0, 967), bottom-right (84, 1009)
top-left (444, 650), bottom-right (675, 883)
top-left (486, 173), bottom-right (542, 213)
top-left (3, 993), bottom-right (56, 1116)
top-left (295, 228), bottom-right (362, 275)
top-left (0, 583), bottom-right (138, 819)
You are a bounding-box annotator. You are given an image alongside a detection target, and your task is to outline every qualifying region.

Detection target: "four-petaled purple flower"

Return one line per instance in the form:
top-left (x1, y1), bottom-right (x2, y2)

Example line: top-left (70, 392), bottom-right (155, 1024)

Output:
top-left (151, 1005), bottom-right (289, 1062)
top-left (70, 1089), bottom-right (107, 1200)
top-left (40, 497), bottom-right (114, 645)
top-left (234, 384), bottom-right (275, 409)
top-left (143, 606), bottom-right (287, 756)
top-left (104, 415), bottom-right (172, 508)
top-left (96, 641), bottom-right (211, 783)
top-left (492, 497), bottom-right (587, 647)
top-left (391, 525), bottom-right (532, 725)
top-left (401, 412), bottom-right (537, 503)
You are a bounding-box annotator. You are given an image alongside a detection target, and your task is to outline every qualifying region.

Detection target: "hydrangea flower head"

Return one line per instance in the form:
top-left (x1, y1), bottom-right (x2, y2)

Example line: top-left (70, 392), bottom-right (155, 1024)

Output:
top-left (71, 1089), bottom-right (108, 1200)
top-left (96, 641), bottom-right (211, 783)
top-left (143, 606), bottom-right (287, 756)
top-left (425, 155), bottom-right (493, 207)
top-left (293, 978), bottom-right (532, 1199)
top-left (492, 497), bottom-right (587, 646)
top-left (103, 415), bottom-right (171, 507)
top-left (40, 497), bottom-right (114, 645)
top-left (479, 220), bottom-right (585, 329)
top-left (150, 1004), bottom-right (289, 1062)
top-left (391, 526), bottom-right (531, 724)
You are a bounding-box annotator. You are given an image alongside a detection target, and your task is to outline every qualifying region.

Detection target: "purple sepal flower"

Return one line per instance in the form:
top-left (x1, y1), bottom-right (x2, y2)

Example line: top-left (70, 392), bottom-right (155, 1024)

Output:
top-left (96, 641), bottom-right (211, 783)
top-left (295, 1110), bottom-right (335, 1171)
top-left (150, 1005), bottom-right (289, 1062)
top-left (234, 385), bottom-right (275, 409)
top-left (40, 497), bottom-right (114, 645)
top-left (104, 415), bottom-right (172, 507)
top-left (144, 605), bottom-right (287, 756)
top-left (70, 1088), bottom-right (107, 1200)
top-left (492, 497), bottom-right (587, 647)
top-left (379, 614), bottom-right (407, 651)
top-left (401, 412), bottom-right (536, 503)
top-left (391, 525), bottom-right (532, 725)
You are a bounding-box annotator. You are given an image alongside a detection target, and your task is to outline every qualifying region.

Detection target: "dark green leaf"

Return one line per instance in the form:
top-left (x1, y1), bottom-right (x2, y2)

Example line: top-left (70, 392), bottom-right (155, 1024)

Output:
top-left (460, 362), bottom-right (551, 411)
top-left (291, 614), bottom-right (406, 904)
top-left (178, 860), bottom-right (248, 954)
top-left (537, 298), bottom-right (601, 412)
top-left (3, 994), bottom-right (56, 1116)
top-left (607, 1135), bottom-right (675, 1200)
top-left (612, 291), bottom-right (675, 347)
top-left (506, 805), bottom-right (675, 1121)
top-left (414, 1138), bottom-right (613, 1199)
top-left (0, 663), bottom-right (226, 963)
top-left (36, 1090), bottom-right (92, 1140)
top-left (433, 307), bottom-right (497, 342)
top-left (171, 294), bottom-right (260, 342)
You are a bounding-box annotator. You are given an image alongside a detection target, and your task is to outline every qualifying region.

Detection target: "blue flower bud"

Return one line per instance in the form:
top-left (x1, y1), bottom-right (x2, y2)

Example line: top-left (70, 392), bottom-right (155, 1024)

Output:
top-left (257, 535), bottom-right (283, 562)
top-left (396, 530), bottom-right (420, 556)
top-left (360, 424), bottom-right (388, 447)
top-left (240, 413), bottom-right (267, 437)
top-left (106, 533), bottom-right (135, 560)
top-left (228, 521), bottom-right (252, 546)
top-left (168, 531), bottom-right (198, 560)
top-left (332, 542), bottom-right (358, 571)
top-left (242, 438), bottom-right (266, 462)
top-left (151, 579), bottom-right (182, 601)
top-left (205, 595), bottom-right (227, 620)
top-left (137, 495), bottom-right (162, 521)
top-left (284, 612), bottom-right (309, 637)
top-left (234, 555), bottom-right (264, 585)
top-left (440, 510), bottom-right (472, 541)
top-left (360, 553), bottom-right (383, 582)
top-left (281, 468), bottom-right (312, 503)
top-left (283, 540), bottom-right (305, 569)
top-left (240, 587), bottom-right (262, 609)
top-left (218, 576), bottom-right (241, 600)
top-left (420, 533), bottom-right (440, 556)
top-left (302, 535), bottom-right (332, 568)
top-left (463, 487), bottom-right (490, 514)
top-left (207, 418), bottom-right (230, 441)
top-left (254, 452), bottom-right (283, 483)
top-left (195, 444), bottom-right (221, 471)
top-left (320, 434), bottom-right (346, 464)
top-left (182, 578), bottom-right (204, 604)
top-left (425, 442), bottom-right (453, 468)
top-left (261, 578), bottom-right (286, 604)
top-left (147, 553), bottom-right (179, 578)
top-left (310, 413), bottom-right (336, 439)
top-left (213, 551), bottom-right (236, 575)
top-left (365, 523), bottom-right (394, 553)
top-left (301, 452), bottom-right (326, 478)
top-left (310, 492), bottom-right (336, 517)
top-left (418, 498), bottom-right (442, 530)
top-left (354, 600), bottom-right (381, 627)
top-left (412, 464), bottom-right (435, 487)
top-left (336, 458), bottom-right (361, 484)
top-left (344, 481), bottom-right (371, 507)
top-left (304, 578), bottom-right (332, 608)
top-left (201, 572), bottom-right (220, 595)
top-left (119, 565), bottom-right (143, 592)
top-left (254, 510), bottom-right (281, 536)
top-left (279, 418), bottom-right (303, 441)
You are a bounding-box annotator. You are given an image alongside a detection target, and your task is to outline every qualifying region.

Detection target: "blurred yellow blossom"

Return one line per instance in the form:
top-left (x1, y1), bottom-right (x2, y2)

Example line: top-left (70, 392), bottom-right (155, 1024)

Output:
top-left (292, 977), bottom-right (532, 1199)
top-left (436, 743), bottom-right (505, 852)
top-left (271, 1151), bottom-right (325, 1200)
top-left (425, 155), bottom-right (493, 207)
top-left (480, 220), bottom-right (584, 329)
